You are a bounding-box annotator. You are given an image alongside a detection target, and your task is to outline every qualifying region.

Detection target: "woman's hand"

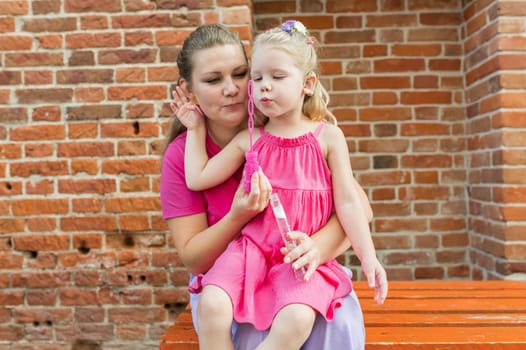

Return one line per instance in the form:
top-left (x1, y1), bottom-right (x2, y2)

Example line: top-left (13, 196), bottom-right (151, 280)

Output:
top-left (170, 86), bottom-right (204, 130)
top-left (229, 168), bottom-right (272, 223)
top-left (280, 231), bottom-right (321, 281)
top-left (361, 256), bottom-right (388, 305)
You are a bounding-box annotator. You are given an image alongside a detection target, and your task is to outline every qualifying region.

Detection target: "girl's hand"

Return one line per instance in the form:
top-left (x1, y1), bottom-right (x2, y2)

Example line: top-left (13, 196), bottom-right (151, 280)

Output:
top-left (170, 86), bottom-right (204, 130)
top-left (361, 256), bottom-right (388, 305)
top-left (281, 231), bottom-right (321, 281)
top-left (230, 169), bottom-right (272, 222)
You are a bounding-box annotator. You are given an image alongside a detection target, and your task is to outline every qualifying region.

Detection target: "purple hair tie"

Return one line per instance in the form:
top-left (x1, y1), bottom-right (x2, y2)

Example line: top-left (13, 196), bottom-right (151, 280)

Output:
top-left (280, 20), bottom-right (296, 34)
top-left (280, 20), bottom-right (308, 36)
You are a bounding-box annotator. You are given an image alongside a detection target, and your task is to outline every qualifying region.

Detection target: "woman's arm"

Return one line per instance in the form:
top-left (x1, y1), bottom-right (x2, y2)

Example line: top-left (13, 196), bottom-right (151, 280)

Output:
top-left (169, 170), bottom-right (271, 274)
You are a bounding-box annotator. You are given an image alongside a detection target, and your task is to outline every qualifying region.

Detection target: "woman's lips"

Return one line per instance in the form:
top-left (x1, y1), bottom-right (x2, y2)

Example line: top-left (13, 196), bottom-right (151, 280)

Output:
top-left (223, 102), bottom-right (243, 109)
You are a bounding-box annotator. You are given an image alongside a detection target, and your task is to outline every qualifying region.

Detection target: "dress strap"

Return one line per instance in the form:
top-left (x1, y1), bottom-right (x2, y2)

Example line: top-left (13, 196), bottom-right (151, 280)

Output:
top-left (259, 126), bottom-right (266, 135)
top-left (313, 122), bottom-right (325, 137)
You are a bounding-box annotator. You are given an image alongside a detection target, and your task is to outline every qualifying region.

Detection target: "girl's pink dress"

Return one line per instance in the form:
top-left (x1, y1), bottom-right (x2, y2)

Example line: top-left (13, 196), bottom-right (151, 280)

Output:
top-left (190, 123), bottom-right (352, 331)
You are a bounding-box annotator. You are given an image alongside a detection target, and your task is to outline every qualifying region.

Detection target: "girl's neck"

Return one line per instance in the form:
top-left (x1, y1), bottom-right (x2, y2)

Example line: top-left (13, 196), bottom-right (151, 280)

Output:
top-left (264, 114), bottom-right (313, 138)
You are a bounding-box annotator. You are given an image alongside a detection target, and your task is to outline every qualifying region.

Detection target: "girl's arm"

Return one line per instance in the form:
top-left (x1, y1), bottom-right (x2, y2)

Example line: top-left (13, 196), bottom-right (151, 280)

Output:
top-left (353, 177), bottom-right (373, 222)
top-left (184, 127), bottom-right (247, 191)
top-left (175, 101), bottom-right (248, 191)
top-left (283, 178), bottom-right (373, 279)
top-left (169, 170), bottom-right (270, 274)
top-left (324, 124), bottom-right (388, 304)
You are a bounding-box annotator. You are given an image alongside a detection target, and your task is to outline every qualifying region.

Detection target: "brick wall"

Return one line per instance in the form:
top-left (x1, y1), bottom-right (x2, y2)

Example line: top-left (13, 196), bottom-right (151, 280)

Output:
top-left (463, 0), bottom-right (526, 279)
top-left (0, 0), bottom-right (525, 347)
top-left (254, 0), bottom-right (470, 280)
top-left (0, 1), bottom-right (253, 348)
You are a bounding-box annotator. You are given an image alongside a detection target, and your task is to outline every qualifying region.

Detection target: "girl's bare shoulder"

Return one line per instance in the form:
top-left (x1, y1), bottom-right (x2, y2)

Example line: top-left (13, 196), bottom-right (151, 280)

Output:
top-left (319, 122), bottom-right (345, 142)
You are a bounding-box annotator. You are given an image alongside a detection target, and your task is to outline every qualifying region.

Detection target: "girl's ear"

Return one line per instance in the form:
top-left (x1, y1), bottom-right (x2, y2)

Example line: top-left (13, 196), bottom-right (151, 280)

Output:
top-left (303, 72), bottom-right (317, 96)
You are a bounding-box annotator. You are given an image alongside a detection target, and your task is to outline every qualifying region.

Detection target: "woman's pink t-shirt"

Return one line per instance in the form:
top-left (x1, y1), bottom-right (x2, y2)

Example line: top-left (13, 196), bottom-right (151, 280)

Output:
top-left (160, 131), bottom-right (242, 226)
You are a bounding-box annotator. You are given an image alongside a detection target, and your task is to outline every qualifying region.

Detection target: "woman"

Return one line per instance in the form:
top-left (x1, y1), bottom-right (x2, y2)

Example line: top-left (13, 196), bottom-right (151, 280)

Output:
top-left (160, 23), bottom-right (379, 349)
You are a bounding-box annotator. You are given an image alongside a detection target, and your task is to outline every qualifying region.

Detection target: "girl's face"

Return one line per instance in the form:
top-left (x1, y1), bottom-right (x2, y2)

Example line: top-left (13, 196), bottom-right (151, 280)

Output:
top-left (250, 46), bottom-right (306, 119)
top-left (189, 44), bottom-right (249, 130)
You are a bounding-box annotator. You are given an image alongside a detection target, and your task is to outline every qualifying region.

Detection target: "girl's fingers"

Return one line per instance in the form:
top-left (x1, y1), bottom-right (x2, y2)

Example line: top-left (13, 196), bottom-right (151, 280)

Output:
top-left (169, 102), bottom-right (177, 114)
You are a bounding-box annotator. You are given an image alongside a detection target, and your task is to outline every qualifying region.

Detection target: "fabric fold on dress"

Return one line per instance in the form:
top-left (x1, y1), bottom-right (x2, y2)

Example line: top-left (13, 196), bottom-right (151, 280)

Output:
top-left (190, 123), bottom-right (352, 331)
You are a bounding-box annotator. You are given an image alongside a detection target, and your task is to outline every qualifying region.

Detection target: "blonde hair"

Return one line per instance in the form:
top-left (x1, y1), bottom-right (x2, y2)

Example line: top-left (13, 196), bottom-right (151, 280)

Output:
top-left (252, 21), bottom-right (337, 125)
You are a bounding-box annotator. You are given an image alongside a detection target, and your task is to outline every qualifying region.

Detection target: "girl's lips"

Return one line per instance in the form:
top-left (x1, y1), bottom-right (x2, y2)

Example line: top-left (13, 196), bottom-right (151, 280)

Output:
top-left (260, 98), bottom-right (272, 105)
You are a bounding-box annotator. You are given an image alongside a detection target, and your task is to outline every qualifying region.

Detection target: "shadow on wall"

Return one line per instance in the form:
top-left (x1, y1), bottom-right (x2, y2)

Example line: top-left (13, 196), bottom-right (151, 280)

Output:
top-left (71, 339), bottom-right (102, 350)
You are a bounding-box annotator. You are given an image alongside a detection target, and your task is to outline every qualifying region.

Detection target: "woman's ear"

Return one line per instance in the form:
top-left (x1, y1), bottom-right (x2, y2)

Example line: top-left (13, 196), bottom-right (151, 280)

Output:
top-left (178, 78), bottom-right (199, 104)
top-left (178, 78), bottom-right (191, 95)
top-left (303, 72), bottom-right (317, 96)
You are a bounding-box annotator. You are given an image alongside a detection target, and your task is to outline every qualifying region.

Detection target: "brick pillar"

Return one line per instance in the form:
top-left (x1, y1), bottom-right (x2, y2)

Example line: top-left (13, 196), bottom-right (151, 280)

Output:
top-left (464, 0), bottom-right (526, 279)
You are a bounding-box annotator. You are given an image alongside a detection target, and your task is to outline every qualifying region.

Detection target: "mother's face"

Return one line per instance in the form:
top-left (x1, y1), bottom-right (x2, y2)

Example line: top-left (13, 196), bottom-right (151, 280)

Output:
top-left (188, 44), bottom-right (249, 129)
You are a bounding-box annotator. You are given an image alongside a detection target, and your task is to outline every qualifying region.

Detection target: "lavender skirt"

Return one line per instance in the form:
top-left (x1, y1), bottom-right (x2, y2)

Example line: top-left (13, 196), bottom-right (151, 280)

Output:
top-left (189, 267), bottom-right (365, 350)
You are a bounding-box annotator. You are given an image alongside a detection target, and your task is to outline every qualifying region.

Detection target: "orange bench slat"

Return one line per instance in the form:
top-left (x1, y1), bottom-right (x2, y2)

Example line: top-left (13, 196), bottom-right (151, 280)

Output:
top-left (160, 280), bottom-right (526, 350)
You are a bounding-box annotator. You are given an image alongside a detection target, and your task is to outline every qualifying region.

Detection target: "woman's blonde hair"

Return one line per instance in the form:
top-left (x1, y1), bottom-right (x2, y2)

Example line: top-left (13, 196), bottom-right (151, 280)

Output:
top-left (252, 20), bottom-right (337, 125)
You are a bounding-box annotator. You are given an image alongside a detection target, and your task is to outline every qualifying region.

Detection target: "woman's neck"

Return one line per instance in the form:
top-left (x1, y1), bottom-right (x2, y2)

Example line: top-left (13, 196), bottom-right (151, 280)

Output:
top-left (207, 122), bottom-right (243, 149)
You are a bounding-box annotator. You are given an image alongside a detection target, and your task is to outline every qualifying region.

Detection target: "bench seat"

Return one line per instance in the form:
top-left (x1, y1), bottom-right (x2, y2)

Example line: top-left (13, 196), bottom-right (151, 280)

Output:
top-left (160, 280), bottom-right (526, 349)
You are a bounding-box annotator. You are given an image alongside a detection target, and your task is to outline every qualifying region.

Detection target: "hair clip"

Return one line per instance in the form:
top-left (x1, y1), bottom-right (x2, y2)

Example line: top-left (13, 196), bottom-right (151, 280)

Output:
top-left (280, 20), bottom-right (307, 36)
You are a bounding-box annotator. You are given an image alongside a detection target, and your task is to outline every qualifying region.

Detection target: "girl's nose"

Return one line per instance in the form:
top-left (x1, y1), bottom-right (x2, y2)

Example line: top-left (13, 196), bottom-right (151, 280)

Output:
top-left (260, 80), bottom-right (271, 92)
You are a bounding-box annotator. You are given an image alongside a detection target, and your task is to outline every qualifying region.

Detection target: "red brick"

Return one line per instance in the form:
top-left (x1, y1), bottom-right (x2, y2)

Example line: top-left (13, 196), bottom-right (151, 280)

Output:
top-left (102, 159), bottom-right (160, 175)
top-left (107, 85), bottom-right (166, 100)
top-left (12, 199), bottom-right (69, 216)
top-left (366, 14), bottom-right (417, 27)
top-left (58, 252), bottom-right (116, 269)
top-left (253, 1), bottom-right (296, 14)
top-left (327, 0), bottom-right (377, 12)
top-left (13, 234), bottom-right (69, 251)
top-left (26, 290), bottom-right (58, 306)
top-left (361, 76), bottom-right (411, 89)
top-left (108, 306), bottom-right (164, 323)
top-left (75, 307), bottom-right (105, 323)
top-left (374, 58), bottom-right (425, 72)
top-left (71, 159), bottom-right (99, 175)
top-left (401, 91), bottom-right (452, 104)
top-left (27, 217), bottom-right (56, 232)
top-left (10, 124), bottom-right (65, 141)
top-left (11, 272), bottom-right (71, 288)
top-left (64, 0), bottom-right (121, 13)
top-left (0, 218), bottom-right (24, 234)
top-left (99, 48), bottom-right (157, 65)
top-left (14, 308), bottom-right (72, 324)
top-left (32, 106), bottom-right (61, 122)
top-left (60, 216), bottom-right (117, 232)
top-left (25, 143), bottom-right (54, 158)
top-left (415, 266), bottom-right (445, 279)
top-left (6, 52), bottom-right (63, 67)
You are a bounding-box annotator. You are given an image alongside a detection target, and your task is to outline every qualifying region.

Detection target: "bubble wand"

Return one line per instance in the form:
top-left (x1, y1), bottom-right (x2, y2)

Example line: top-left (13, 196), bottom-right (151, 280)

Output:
top-left (270, 193), bottom-right (307, 281)
top-left (243, 80), bottom-right (259, 192)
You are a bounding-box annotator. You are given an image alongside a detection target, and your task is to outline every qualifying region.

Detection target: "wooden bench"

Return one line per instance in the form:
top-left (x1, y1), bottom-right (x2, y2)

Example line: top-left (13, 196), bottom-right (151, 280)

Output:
top-left (160, 280), bottom-right (526, 349)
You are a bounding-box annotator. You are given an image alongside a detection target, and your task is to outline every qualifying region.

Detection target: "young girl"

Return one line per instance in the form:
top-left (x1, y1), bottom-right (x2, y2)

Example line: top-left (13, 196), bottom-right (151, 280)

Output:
top-left (177, 20), bottom-right (387, 350)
